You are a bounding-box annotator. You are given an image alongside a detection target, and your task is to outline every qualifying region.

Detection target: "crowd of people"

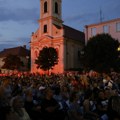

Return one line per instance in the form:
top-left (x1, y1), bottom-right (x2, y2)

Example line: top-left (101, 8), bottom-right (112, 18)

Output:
top-left (0, 70), bottom-right (120, 120)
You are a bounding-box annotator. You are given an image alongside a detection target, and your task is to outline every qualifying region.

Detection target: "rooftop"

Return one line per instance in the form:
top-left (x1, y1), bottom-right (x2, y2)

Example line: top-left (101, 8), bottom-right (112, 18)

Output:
top-left (63, 24), bottom-right (85, 43)
top-left (0, 46), bottom-right (30, 58)
top-left (85, 18), bottom-right (120, 27)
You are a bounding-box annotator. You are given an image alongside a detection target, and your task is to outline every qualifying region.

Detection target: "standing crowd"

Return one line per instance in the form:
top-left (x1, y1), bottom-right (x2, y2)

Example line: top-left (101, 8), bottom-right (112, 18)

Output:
top-left (0, 71), bottom-right (120, 120)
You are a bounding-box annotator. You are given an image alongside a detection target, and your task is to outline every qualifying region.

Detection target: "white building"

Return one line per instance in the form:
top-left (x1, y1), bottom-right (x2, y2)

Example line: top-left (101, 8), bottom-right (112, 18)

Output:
top-left (85, 18), bottom-right (120, 44)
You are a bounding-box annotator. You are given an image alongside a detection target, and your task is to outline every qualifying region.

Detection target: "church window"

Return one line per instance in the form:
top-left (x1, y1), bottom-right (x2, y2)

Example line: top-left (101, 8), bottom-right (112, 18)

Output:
top-left (44, 25), bottom-right (47, 33)
top-left (56, 48), bottom-right (59, 56)
top-left (44, 1), bottom-right (47, 13)
top-left (55, 2), bottom-right (58, 14)
top-left (35, 51), bottom-right (38, 58)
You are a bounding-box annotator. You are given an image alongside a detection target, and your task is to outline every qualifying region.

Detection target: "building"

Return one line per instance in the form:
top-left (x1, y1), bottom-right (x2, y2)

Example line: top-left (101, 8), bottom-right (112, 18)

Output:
top-left (0, 46), bottom-right (30, 73)
top-left (85, 18), bottom-right (120, 44)
top-left (30, 0), bottom-right (85, 74)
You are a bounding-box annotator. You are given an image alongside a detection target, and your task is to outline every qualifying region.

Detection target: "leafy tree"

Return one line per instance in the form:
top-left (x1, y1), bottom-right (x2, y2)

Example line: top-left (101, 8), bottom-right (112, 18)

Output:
top-left (83, 33), bottom-right (120, 73)
top-left (2, 54), bottom-right (24, 71)
top-left (35, 47), bottom-right (58, 73)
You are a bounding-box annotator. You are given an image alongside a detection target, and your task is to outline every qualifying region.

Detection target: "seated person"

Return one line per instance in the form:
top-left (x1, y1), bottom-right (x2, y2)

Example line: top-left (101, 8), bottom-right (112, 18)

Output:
top-left (41, 87), bottom-right (65, 120)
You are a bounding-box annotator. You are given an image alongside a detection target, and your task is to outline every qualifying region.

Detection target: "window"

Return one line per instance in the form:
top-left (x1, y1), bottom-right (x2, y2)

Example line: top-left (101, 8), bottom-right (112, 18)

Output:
top-left (35, 51), bottom-right (38, 58)
top-left (103, 25), bottom-right (109, 33)
top-left (116, 22), bottom-right (120, 32)
top-left (44, 1), bottom-right (47, 13)
top-left (55, 2), bottom-right (58, 14)
top-left (56, 48), bottom-right (59, 56)
top-left (44, 25), bottom-right (47, 33)
top-left (91, 28), bottom-right (96, 36)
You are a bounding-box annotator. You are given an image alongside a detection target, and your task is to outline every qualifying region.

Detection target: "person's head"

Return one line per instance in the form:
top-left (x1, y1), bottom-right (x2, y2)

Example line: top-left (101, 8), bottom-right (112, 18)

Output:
top-left (62, 86), bottom-right (69, 92)
top-left (104, 89), bottom-right (111, 99)
top-left (98, 90), bottom-right (105, 99)
top-left (2, 79), bottom-right (10, 87)
top-left (69, 91), bottom-right (79, 102)
top-left (11, 96), bottom-right (24, 109)
top-left (25, 89), bottom-right (33, 101)
top-left (110, 89), bottom-right (118, 97)
top-left (93, 83), bottom-right (98, 88)
top-left (84, 89), bottom-right (93, 99)
top-left (45, 87), bottom-right (54, 99)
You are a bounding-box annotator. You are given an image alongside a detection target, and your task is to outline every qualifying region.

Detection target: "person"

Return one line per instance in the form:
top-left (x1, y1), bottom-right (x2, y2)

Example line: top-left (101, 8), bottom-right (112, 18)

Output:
top-left (41, 87), bottom-right (65, 120)
top-left (11, 79), bottom-right (22, 97)
top-left (67, 91), bottom-right (83, 120)
top-left (107, 96), bottom-right (120, 120)
top-left (24, 89), bottom-right (41, 120)
top-left (0, 79), bottom-right (12, 104)
top-left (96, 90), bottom-right (108, 120)
top-left (0, 79), bottom-right (12, 120)
top-left (83, 90), bottom-right (99, 120)
top-left (6, 95), bottom-right (31, 120)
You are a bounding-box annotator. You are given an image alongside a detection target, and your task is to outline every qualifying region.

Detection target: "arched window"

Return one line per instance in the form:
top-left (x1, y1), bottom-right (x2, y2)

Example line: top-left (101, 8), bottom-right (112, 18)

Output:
top-left (56, 48), bottom-right (59, 56)
top-left (35, 51), bottom-right (38, 58)
top-left (44, 25), bottom-right (47, 33)
top-left (44, 1), bottom-right (47, 13)
top-left (55, 2), bottom-right (58, 14)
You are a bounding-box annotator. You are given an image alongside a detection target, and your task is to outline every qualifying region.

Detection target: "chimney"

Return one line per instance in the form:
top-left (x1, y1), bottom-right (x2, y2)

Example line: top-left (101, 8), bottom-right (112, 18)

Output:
top-left (23, 45), bottom-right (26, 49)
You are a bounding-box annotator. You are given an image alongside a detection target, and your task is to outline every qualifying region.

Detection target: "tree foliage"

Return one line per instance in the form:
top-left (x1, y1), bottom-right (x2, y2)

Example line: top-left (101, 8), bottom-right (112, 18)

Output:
top-left (83, 33), bottom-right (120, 73)
top-left (35, 47), bottom-right (58, 71)
top-left (2, 54), bottom-right (24, 70)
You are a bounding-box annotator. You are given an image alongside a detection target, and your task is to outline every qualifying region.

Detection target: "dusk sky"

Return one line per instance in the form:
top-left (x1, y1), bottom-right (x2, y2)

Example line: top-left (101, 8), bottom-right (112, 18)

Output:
top-left (0, 0), bottom-right (120, 51)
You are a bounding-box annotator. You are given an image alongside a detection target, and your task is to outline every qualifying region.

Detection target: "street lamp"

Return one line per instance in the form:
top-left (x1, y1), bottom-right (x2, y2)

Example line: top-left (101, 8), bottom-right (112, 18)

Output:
top-left (117, 46), bottom-right (120, 51)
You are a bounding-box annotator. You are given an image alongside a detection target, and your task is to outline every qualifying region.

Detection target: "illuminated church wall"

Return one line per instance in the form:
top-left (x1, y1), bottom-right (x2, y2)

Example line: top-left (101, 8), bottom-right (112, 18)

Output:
top-left (31, 37), bottom-right (64, 74)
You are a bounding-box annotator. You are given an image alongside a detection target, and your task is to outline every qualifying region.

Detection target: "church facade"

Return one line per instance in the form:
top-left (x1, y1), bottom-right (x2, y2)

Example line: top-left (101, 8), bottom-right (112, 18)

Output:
top-left (30, 0), bottom-right (85, 74)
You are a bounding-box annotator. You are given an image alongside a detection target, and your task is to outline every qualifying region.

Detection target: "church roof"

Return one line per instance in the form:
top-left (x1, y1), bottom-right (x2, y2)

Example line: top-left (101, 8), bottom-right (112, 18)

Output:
top-left (63, 25), bottom-right (85, 43)
top-left (0, 46), bottom-right (30, 58)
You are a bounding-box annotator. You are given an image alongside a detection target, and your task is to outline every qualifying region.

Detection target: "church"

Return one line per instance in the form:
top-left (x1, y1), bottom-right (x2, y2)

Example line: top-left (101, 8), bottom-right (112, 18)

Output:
top-left (30, 0), bottom-right (85, 74)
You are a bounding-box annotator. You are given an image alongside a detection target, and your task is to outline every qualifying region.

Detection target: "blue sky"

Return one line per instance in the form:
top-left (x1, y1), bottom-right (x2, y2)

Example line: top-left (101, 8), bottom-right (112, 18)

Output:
top-left (0, 0), bottom-right (120, 51)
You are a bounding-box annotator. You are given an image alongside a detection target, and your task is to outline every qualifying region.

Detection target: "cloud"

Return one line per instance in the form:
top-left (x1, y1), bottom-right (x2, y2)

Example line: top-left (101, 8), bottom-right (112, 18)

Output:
top-left (0, 7), bottom-right (39, 23)
top-left (0, 41), bottom-right (19, 51)
top-left (0, 33), bottom-right (3, 37)
top-left (104, 2), bottom-right (120, 20)
top-left (63, 11), bottom-right (99, 31)
top-left (0, 43), bottom-right (21, 51)
top-left (0, 36), bottom-right (30, 51)
top-left (17, 37), bottom-right (30, 45)
top-left (64, 12), bottom-right (97, 22)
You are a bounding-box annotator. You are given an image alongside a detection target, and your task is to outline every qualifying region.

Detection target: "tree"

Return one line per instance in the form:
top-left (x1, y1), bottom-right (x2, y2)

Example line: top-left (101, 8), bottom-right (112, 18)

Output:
top-left (2, 54), bottom-right (24, 71)
top-left (35, 47), bottom-right (58, 73)
top-left (83, 33), bottom-right (120, 73)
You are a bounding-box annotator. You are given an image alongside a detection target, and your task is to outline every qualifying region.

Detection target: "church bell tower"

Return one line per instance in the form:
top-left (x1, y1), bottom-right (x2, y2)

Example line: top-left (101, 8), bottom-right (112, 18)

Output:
top-left (39, 0), bottom-right (63, 37)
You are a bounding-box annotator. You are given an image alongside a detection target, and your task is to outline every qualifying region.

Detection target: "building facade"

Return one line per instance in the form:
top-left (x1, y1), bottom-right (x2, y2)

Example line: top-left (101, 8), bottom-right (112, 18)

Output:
top-left (0, 46), bottom-right (30, 74)
top-left (30, 0), bottom-right (85, 74)
top-left (85, 18), bottom-right (120, 44)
